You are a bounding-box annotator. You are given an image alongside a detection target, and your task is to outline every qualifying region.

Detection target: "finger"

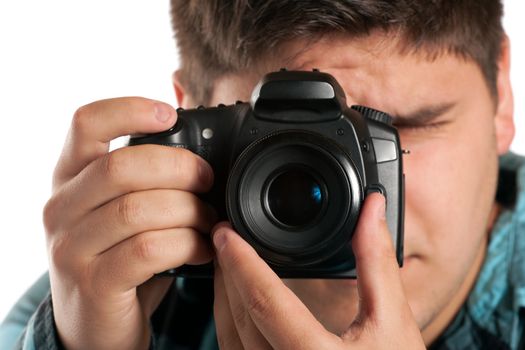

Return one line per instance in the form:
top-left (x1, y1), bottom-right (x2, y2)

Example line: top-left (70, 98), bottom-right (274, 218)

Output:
top-left (213, 223), bottom-right (341, 350)
top-left (213, 263), bottom-right (245, 350)
top-left (347, 193), bottom-right (407, 328)
top-left (45, 145), bottom-right (214, 233)
top-left (54, 97), bottom-right (177, 186)
top-left (93, 227), bottom-right (212, 293)
top-left (72, 189), bottom-right (217, 256)
top-left (219, 259), bottom-right (272, 349)
top-left (64, 145), bottom-right (212, 219)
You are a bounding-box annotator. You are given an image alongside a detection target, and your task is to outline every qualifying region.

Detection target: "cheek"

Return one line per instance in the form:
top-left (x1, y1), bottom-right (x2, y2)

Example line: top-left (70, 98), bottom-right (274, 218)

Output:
top-left (402, 121), bottom-right (497, 259)
top-left (399, 115), bottom-right (498, 322)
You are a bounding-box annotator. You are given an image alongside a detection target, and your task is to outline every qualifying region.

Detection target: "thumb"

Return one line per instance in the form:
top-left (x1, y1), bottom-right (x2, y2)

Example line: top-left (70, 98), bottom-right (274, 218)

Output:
top-left (350, 192), bottom-right (407, 323)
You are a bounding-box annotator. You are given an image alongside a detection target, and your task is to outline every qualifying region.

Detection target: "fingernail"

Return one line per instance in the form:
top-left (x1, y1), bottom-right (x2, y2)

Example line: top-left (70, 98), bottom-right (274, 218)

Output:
top-left (213, 229), bottom-right (227, 252)
top-left (155, 103), bottom-right (173, 123)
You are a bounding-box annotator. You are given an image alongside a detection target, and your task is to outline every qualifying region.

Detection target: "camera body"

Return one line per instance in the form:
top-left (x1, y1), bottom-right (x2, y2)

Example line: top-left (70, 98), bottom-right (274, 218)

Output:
top-left (129, 70), bottom-right (404, 278)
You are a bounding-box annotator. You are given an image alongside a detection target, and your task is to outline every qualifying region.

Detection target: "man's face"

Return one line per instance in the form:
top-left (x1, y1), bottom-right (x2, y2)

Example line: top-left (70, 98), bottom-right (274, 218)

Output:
top-left (190, 32), bottom-right (514, 343)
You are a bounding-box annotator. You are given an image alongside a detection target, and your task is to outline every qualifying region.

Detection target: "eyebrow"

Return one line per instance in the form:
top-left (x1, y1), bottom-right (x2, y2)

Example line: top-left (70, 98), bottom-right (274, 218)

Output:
top-left (392, 102), bottom-right (457, 127)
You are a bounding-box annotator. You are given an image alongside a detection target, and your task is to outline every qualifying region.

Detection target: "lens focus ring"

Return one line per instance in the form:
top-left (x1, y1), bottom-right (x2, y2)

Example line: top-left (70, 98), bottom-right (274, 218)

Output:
top-left (226, 130), bottom-right (363, 267)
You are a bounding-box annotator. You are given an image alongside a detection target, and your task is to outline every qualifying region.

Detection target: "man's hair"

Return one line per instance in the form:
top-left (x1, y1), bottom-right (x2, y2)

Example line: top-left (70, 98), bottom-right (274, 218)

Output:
top-left (170, 0), bottom-right (504, 105)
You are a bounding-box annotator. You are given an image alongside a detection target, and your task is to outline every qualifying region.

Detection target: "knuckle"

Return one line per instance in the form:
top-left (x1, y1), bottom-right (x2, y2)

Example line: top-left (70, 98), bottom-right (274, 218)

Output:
top-left (116, 194), bottom-right (144, 227)
top-left (48, 234), bottom-right (71, 270)
top-left (132, 234), bottom-right (159, 261)
top-left (42, 195), bottom-right (60, 235)
top-left (102, 150), bottom-right (131, 184)
top-left (71, 104), bottom-right (94, 134)
top-left (245, 286), bottom-right (273, 322)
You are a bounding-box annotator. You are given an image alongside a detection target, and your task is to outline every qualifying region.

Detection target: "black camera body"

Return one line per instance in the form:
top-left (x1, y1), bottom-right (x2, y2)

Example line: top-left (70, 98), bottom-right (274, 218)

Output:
top-left (129, 70), bottom-right (404, 278)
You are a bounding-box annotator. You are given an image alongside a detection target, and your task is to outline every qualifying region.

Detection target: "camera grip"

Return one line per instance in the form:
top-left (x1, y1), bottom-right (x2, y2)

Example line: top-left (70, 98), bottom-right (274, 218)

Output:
top-left (367, 121), bottom-right (405, 266)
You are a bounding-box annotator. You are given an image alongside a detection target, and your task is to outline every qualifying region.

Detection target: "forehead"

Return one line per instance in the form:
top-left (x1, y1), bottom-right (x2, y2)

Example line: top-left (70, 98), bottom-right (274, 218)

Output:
top-left (211, 32), bottom-right (489, 116)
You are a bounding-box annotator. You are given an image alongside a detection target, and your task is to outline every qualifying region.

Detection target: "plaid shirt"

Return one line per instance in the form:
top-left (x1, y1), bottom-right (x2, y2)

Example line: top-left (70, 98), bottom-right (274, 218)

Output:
top-left (2, 153), bottom-right (525, 349)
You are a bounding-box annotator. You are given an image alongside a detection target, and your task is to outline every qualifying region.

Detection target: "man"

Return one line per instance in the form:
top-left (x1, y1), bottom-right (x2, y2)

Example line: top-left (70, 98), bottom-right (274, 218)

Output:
top-left (1, 1), bottom-right (524, 349)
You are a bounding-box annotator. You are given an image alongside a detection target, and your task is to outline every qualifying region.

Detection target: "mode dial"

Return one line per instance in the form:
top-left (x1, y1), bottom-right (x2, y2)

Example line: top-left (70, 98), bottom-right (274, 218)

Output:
top-left (351, 105), bottom-right (393, 125)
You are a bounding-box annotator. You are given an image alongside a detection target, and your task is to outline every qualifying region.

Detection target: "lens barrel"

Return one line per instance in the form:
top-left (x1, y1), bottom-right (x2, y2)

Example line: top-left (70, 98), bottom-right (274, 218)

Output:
top-left (226, 131), bottom-right (362, 267)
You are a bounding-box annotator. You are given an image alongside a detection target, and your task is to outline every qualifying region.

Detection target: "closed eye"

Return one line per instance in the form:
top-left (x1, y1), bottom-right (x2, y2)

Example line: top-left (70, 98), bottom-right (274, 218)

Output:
top-left (391, 102), bottom-right (456, 132)
top-left (394, 120), bottom-right (451, 131)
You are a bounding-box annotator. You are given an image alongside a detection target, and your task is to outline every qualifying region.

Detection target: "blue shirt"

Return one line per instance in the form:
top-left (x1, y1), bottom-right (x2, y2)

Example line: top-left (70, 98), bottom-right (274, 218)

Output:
top-left (1, 153), bottom-right (525, 349)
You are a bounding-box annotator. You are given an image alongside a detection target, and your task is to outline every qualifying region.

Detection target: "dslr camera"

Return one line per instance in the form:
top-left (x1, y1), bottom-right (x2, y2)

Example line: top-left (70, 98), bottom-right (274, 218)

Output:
top-left (129, 70), bottom-right (404, 278)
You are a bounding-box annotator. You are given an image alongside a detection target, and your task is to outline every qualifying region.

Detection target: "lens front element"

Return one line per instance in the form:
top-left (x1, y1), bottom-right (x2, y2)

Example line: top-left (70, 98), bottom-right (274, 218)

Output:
top-left (266, 168), bottom-right (325, 228)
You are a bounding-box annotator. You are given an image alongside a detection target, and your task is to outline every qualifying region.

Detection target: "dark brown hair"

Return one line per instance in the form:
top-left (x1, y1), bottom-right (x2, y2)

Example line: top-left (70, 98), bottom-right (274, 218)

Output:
top-left (171, 0), bottom-right (504, 105)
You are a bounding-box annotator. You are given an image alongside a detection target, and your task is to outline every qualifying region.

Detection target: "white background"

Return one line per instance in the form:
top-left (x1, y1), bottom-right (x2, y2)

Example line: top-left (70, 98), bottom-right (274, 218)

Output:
top-left (0, 1), bottom-right (524, 322)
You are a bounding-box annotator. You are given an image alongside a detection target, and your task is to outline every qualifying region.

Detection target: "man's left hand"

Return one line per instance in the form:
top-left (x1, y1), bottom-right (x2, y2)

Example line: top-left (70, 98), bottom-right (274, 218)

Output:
top-left (212, 193), bottom-right (426, 349)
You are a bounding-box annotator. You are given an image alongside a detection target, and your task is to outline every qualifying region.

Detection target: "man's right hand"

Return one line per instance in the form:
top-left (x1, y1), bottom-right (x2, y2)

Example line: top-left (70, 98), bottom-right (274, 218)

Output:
top-left (43, 97), bottom-right (217, 350)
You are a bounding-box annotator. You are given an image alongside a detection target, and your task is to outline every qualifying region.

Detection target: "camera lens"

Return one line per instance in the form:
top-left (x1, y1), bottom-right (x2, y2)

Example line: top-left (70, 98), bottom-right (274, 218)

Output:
top-left (226, 131), bottom-right (362, 266)
top-left (266, 169), bottom-right (325, 228)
